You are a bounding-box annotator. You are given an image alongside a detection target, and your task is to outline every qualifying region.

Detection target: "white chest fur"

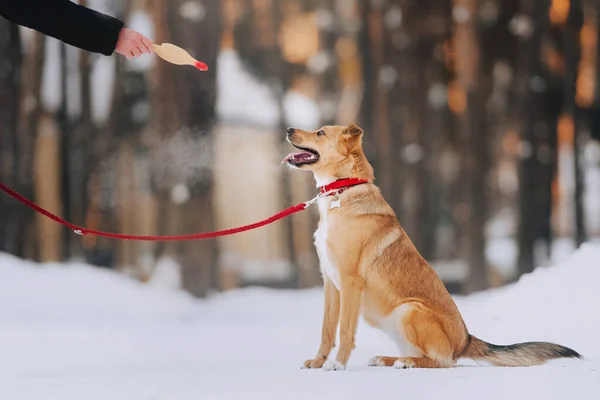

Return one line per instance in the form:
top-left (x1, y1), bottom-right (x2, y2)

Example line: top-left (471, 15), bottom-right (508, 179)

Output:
top-left (314, 198), bottom-right (341, 290)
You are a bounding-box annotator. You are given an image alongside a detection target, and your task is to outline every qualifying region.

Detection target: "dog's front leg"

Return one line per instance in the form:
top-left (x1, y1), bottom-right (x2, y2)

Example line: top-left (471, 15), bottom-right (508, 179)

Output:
top-left (323, 274), bottom-right (364, 371)
top-left (303, 277), bottom-right (340, 369)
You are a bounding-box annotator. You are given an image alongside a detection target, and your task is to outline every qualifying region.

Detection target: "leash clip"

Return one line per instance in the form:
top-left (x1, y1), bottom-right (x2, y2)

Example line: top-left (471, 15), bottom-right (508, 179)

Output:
top-left (303, 189), bottom-right (340, 209)
top-left (303, 194), bottom-right (321, 209)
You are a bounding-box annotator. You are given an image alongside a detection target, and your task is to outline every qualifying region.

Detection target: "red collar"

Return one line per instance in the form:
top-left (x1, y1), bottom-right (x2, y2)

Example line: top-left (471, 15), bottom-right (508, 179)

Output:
top-left (319, 178), bottom-right (369, 196)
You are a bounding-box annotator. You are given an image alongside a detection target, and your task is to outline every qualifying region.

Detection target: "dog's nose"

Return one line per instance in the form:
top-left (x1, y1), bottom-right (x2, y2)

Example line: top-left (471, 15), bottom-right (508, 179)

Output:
top-left (286, 127), bottom-right (295, 135)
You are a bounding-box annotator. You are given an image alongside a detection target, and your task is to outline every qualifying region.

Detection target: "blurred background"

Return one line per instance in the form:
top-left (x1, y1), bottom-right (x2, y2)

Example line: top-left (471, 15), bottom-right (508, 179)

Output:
top-left (1, 0), bottom-right (599, 297)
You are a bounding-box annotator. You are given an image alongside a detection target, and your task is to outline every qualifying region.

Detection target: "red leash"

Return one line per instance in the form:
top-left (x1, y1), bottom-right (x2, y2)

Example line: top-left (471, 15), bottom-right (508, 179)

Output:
top-left (0, 179), bottom-right (368, 242)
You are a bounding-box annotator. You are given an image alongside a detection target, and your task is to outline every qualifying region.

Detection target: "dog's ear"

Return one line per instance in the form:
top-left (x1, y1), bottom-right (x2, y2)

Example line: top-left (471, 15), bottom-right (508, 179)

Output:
top-left (347, 123), bottom-right (363, 137)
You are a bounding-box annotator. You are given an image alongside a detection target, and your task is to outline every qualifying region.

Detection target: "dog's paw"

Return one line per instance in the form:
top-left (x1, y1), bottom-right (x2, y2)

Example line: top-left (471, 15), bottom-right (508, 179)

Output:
top-left (323, 360), bottom-right (346, 371)
top-left (393, 358), bottom-right (415, 369)
top-left (368, 356), bottom-right (386, 367)
top-left (302, 358), bottom-right (327, 369)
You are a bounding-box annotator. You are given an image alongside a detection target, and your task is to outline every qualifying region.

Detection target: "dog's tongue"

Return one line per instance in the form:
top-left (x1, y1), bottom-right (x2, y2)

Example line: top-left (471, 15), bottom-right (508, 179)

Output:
top-left (282, 151), bottom-right (317, 164)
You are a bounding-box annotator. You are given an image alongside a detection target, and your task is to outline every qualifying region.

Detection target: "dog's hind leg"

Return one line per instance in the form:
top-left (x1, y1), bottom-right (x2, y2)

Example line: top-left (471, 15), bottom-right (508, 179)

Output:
top-left (368, 356), bottom-right (454, 368)
top-left (369, 303), bottom-right (457, 369)
top-left (393, 357), bottom-right (455, 369)
top-left (400, 305), bottom-right (456, 368)
top-left (368, 356), bottom-right (403, 367)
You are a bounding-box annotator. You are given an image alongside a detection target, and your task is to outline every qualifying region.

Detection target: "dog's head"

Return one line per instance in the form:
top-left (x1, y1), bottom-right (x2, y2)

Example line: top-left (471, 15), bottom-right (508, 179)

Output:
top-left (282, 124), bottom-right (373, 184)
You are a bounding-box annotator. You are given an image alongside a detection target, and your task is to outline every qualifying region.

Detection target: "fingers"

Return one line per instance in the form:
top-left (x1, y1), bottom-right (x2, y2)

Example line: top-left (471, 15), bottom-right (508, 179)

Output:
top-left (115, 28), bottom-right (154, 60)
top-left (139, 42), bottom-right (151, 54)
top-left (134, 32), bottom-right (153, 56)
top-left (141, 36), bottom-right (154, 53)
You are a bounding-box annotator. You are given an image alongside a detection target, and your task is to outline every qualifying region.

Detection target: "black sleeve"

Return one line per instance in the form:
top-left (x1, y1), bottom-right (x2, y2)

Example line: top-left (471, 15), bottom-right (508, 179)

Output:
top-left (0, 0), bottom-right (124, 56)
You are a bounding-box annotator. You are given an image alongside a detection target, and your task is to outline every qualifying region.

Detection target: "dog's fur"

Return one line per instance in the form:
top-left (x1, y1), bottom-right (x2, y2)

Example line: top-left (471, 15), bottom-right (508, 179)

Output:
top-left (284, 124), bottom-right (581, 371)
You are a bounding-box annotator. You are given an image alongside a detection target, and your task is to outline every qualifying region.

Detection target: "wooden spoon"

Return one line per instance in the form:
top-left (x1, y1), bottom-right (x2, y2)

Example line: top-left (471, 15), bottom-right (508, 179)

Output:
top-left (153, 43), bottom-right (208, 71)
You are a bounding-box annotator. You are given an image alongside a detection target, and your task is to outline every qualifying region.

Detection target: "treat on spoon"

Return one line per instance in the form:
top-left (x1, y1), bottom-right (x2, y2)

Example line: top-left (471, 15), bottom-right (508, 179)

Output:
top-left (153, 43), bottom-right (208, 71)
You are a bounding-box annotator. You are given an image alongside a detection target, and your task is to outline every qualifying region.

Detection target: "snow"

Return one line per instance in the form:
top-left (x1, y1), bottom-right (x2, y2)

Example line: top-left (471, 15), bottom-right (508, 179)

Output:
top-left (66, 46), bottom-right (82, 118)
top-left (40, 32), bottom-right (114, 124)
top-left (457, 243), bottom-right (600, 354)
top-left (584, 141), bottom-right (600, 234)
top-left (170, 183), bottom-right (191, 205)
top-left (384, 7), bottom-right (403, 30)
top-left (179, 1), bottom-right (206, 22)
top-left (41, 38), bottom-right (62, 113)
top-left (1, 244), bottom-right (599, 399)
top-left (219, 251), bottom-right (293, 282)
top-left (88, 0), bottom-right (114, 14)
top-left (90, 55), bottom-right (116, 124)
top-left (483, 236), bottom-right (600, 280)
top-left (307, 50), bottom-right (334, 74)
top-left (216, 50), bottom-right (281, 128)
top-left (283, 90), bottom-right (321, 129)
top-left (37, 1), bottom-right (118, 124)
top-left (215, 50), bottom-right (322, 130)
top-left (148, 257), bottom-right (182, 291)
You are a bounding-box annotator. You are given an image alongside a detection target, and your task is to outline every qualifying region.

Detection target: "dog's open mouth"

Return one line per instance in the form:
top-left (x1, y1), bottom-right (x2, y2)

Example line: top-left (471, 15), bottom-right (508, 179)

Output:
top-left (282, 145), bottom-right (320, 166)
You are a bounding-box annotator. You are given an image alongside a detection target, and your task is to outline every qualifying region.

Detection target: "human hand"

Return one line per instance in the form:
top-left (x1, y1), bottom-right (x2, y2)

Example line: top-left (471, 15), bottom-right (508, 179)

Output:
top-left (115, 28), bottom-right (154, 59)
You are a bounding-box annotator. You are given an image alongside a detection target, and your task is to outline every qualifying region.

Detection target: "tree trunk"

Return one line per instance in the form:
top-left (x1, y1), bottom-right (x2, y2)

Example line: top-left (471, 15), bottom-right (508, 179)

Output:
top-left (34, 112), bottom-right (62, 262)
top-left (436, 3), bottom-right (462, 262)
top-left (413, 3), bottom-right (451, 260)
top-left (150, 0), bottom-right (221, 297)
top-left (57, 41), bottom-right (72, 259)
top-left (516, 0), bottom-right (551, 275)
top-left (0, 21), bottom-right (22, 256)
top-left (453, 0), bottom-right (489, 293)
top-left (17, 31), bottom-right (46, 260)
top-left (361, 0), bottom-right (394, 209)
top-left (86, 0), bottom-right (134, 269)
top-left (593, 0), bottom-right (600, 143)
top-left (564, 0), bottom-right (586, 247)
top-left (71, 0), bottom-right (95, 261)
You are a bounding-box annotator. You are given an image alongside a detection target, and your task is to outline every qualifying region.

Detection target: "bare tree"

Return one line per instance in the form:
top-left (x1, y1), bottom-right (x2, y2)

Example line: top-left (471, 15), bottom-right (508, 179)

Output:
top-left (360, 0), bottom-right (394, 210)
top-left (17, 31), bottom-right (46, 259)
top-left (564, 0), bottom-right (586, 247)
top-left (516, 0), bottom-right (552, 275)
top-left (0, 20), bottom-right (23, 255)
top-left (151, 0), bottom-right (221, 297)
top-left (453, 0), bottom-right (489, 292)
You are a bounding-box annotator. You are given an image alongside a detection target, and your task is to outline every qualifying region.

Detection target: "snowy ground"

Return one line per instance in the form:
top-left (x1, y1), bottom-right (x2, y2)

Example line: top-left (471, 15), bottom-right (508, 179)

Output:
top-left (1, 246), bottom-right (599, 400)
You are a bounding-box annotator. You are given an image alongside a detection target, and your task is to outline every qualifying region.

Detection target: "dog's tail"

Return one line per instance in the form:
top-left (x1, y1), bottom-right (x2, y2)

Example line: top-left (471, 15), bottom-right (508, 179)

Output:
top-left (460, 335), bottom-right (581, 367)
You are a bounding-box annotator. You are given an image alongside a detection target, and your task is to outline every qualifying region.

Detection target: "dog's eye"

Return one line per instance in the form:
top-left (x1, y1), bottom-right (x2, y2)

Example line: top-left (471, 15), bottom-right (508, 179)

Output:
top-left (317, 130), bottom-right (325, 136)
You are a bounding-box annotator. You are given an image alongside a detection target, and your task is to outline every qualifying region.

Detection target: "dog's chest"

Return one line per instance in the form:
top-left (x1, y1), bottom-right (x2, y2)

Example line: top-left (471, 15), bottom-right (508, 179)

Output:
top-left (314, 199), bottom-right (341, 290)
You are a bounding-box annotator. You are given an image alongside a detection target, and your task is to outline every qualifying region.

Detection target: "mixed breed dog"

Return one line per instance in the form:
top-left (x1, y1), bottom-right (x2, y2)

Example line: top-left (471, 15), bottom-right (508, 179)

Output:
top-left (282, 124), bottom-right (581, 371)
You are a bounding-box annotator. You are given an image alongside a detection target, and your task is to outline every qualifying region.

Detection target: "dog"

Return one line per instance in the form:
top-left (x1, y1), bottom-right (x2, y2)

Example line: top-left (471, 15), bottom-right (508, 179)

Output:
top-left (283, 123), bottom-right (581, 371)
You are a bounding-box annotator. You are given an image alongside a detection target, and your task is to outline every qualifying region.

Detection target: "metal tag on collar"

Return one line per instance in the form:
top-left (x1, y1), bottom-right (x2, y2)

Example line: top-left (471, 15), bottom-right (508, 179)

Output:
top-left (330, 198), bottom-right (341, 209)
top-left (330, 193), bottom-right (341, 209)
